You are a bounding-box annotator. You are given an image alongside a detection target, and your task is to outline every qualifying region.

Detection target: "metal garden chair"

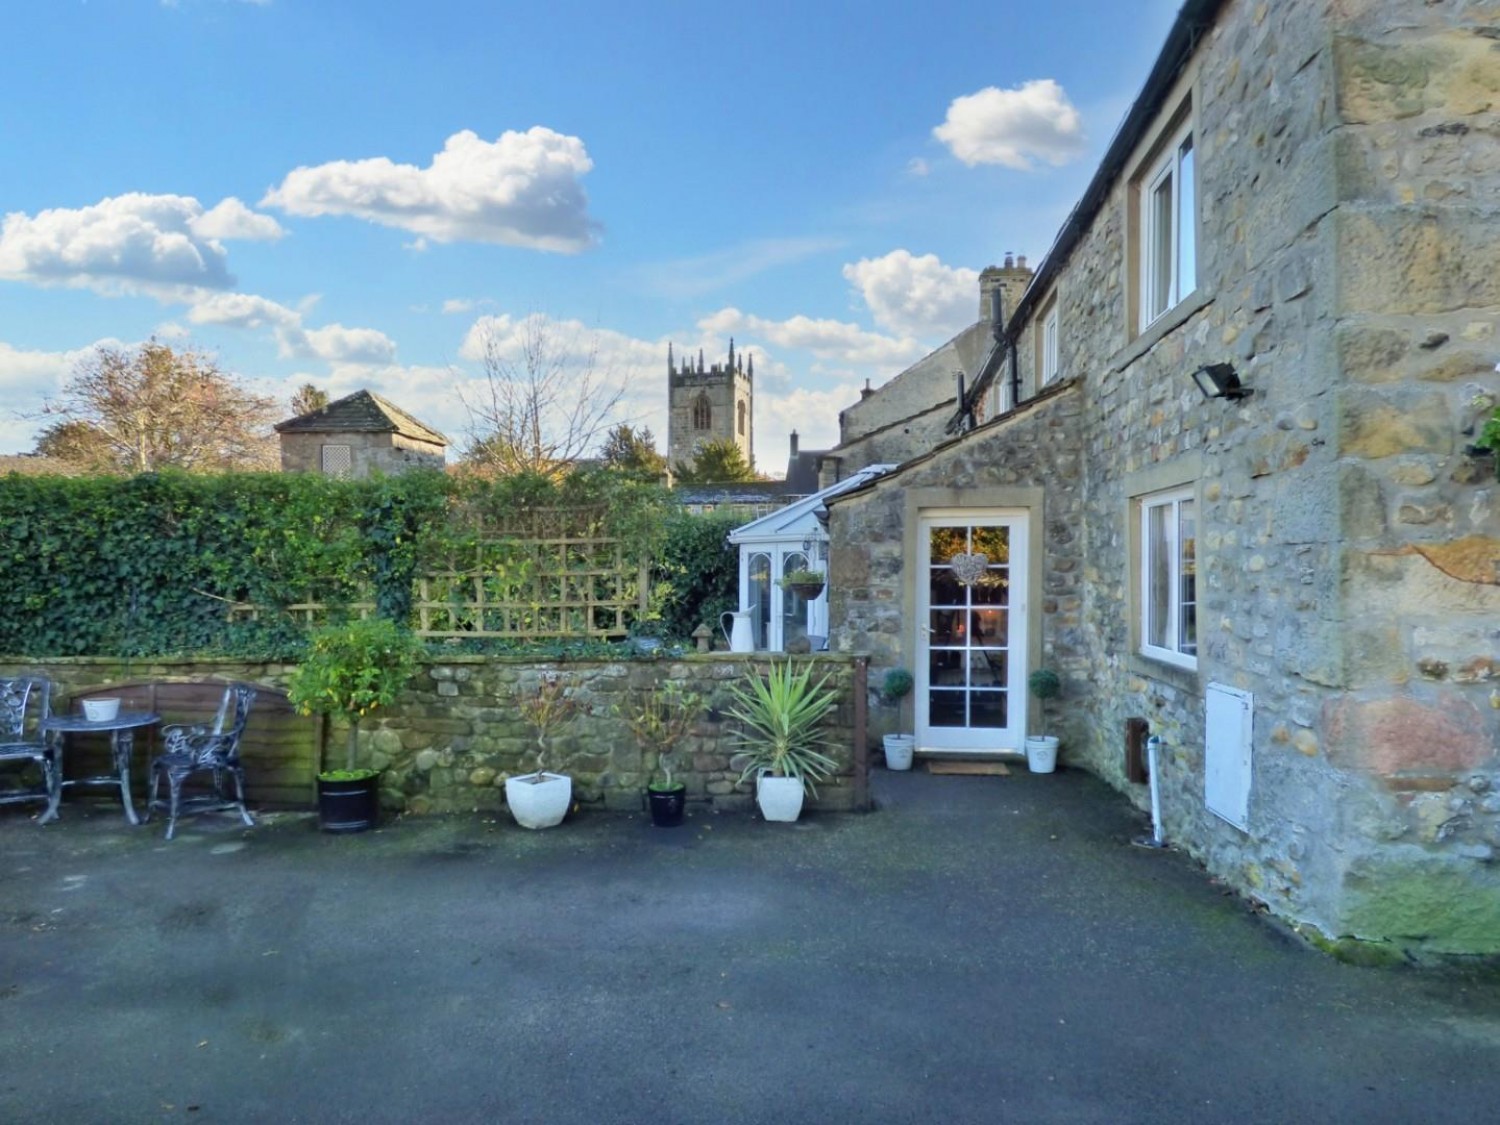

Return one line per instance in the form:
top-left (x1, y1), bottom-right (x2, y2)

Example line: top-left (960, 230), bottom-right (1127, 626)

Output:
top-left (0, 677), bottom-right (61, 823)
top-left (144, 682), bottom-right (257, 840)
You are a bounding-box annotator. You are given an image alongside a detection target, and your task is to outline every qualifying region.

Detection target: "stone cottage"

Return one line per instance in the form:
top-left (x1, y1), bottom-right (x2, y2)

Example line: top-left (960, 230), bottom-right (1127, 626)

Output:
top-left (826, 0), bottom-right (1500, 958)
top-left (275, 389), bottom-right (447, 477)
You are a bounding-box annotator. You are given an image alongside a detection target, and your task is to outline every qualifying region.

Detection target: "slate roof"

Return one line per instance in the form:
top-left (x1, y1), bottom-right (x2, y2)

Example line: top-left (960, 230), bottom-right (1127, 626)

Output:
top-left (274, 389), bottom-right (448, 446)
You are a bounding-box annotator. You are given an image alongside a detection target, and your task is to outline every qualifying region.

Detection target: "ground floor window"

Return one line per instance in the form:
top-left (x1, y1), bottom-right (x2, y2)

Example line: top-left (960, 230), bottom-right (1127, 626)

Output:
top-left (1139, 486), bottom-right (1196, 668)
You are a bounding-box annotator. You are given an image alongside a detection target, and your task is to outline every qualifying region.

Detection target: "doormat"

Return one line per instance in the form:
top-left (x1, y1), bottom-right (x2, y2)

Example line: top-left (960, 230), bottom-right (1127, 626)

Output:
top-left (926, 760), bottom-right (1011, 776)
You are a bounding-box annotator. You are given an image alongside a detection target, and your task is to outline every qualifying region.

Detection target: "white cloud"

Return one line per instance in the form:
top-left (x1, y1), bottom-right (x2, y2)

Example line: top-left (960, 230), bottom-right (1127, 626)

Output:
top-left (906, 157), bottom-right (930, 177)
top-left (0, 193), bottom-right (281, 297)
top-left (933, 79), bottom-right (1085, 170)
top-left (262, 127), bottom-right (599, 252)
top-left (697, 307), bottom-right (924, 370)
top-left (442, 299), bottom-right (475, 315)
top-left (842, 250), bottom-right (979, 340)
top-left (190, 197), bottom-right (285, 242)
top-left (187, 291), bottom-right (396, 363)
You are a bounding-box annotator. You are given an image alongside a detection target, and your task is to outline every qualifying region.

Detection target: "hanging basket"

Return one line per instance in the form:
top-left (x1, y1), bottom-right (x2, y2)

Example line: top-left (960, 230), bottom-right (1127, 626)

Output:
top-left (787, 581), bottom-right (826, 599)
top-left (949, 551), bottom-right (989, 587)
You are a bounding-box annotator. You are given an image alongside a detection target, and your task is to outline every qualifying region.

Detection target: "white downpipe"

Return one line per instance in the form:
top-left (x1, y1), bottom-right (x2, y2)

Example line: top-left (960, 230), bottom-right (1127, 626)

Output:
top-left (1132, 735), bottom-right (1167, 850)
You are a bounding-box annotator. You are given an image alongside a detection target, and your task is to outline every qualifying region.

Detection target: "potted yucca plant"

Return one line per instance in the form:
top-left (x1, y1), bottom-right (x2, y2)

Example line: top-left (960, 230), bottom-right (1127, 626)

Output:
top-left (287, 617), bottom-right (423, 833)
top-left (726, 660), bottom-right (840, 822)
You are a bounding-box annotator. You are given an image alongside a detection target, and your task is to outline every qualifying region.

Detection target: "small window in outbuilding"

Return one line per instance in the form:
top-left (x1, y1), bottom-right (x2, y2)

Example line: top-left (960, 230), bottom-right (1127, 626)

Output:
top-left (321, 444), bottom-right (353, 478)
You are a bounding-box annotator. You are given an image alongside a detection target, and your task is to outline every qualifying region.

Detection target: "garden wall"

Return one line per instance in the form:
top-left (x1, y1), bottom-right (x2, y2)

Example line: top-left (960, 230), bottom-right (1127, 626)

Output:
top-left (0, 655), bottom-right (868, 817)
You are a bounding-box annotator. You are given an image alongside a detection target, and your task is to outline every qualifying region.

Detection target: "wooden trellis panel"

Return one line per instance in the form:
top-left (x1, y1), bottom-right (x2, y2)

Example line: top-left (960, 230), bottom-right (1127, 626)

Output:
top-left (226, 506), bottom-right (649, 641)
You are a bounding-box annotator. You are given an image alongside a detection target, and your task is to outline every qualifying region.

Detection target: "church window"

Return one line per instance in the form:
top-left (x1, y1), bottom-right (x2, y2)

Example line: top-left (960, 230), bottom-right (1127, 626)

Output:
top-left (693, 394), bottom-right (712, 430)
top-left (737, 401), bottom-right (746, 436)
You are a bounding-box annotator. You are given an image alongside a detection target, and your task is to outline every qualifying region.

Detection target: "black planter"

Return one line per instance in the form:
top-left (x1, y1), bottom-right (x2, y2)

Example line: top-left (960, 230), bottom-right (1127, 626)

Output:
top-left (317, 772), bottom-right (381, 833)
top-left (647, 786), bottom-right (686, 828)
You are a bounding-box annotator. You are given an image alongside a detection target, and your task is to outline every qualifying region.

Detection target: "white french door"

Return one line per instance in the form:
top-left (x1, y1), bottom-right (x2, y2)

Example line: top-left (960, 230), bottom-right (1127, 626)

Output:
top-left (916, 512), bottom-right (1029, 754)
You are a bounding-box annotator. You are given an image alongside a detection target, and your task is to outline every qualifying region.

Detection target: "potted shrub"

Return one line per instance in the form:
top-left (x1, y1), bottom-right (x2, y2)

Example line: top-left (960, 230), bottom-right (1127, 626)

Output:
top-left (1025, 667), bottom-right (1062, 774)
top-left (505, 672), bottom-right (580, 829)
top-left (726, 660), bottom-right (839, 822)
top-left (777, 568), bottom-right (827, 600)
top-left (288, 617), bottom-right (423, 833)
top-left (619, 681), bottom-right (704, 827)
top-left (879, 667), bottom-right (915, 770)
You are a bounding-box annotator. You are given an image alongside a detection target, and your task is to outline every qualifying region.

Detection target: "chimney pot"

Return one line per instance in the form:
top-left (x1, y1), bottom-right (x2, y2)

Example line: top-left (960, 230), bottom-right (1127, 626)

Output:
top-left (790, 430), bottom-right (799, 456)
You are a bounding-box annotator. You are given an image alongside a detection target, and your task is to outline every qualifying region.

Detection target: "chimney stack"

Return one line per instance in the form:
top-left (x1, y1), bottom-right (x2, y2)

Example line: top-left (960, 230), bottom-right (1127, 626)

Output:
top-left (860, 378), bottom-right (874, 400)
top-left (790, 430), bottom-right (799, 457)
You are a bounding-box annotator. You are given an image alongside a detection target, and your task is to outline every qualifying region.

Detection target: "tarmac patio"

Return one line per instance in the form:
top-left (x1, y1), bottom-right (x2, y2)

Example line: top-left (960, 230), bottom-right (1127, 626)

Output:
top-left (3, 767), bottom-right (1499, 1124)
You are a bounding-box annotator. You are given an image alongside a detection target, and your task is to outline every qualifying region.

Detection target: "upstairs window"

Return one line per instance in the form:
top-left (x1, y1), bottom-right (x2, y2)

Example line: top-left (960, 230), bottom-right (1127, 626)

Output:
top-left (1140, 122), bottom-right (1196, 330)
top-left (693, 394), bottom-right (712, 430)
top-left (1041, 303), bottom-right (1060, 386)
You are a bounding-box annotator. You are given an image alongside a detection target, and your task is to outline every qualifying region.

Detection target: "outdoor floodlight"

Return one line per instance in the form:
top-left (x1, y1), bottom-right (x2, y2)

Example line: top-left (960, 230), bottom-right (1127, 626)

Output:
top-left (1191, 363), bottom-right (1252, 402)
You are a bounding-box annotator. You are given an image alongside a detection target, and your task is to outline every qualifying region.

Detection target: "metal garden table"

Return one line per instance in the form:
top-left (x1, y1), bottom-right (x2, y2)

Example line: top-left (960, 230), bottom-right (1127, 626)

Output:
top-left (40, 711), bottom-right (161, 825)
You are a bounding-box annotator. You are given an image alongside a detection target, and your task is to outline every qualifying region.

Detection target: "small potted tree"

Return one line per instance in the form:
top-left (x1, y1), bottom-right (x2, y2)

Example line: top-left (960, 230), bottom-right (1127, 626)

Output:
top-left (620, 680), bottom-right (704, 827)
top-left (1025, 667), bottom-right (1061, 773)
top-left (288, 617), bottom-right (423, 833)
top-left (879, 667), bottom-right (915, 770)
top-left (505, 672), bottom-right (580, 829)
top-left (726, 660), bottom-right (840, 822)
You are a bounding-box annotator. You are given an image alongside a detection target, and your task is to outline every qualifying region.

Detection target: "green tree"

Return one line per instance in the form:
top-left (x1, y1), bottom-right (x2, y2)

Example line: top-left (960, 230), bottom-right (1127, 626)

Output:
top-left (674, 438), bottom-right (758, 483)
top-left (289, 383), bottom-right (330, 418)
top-left (37, 341), bottom-right (278, 473)
top-left (599, 424), bottom-right (666, 477)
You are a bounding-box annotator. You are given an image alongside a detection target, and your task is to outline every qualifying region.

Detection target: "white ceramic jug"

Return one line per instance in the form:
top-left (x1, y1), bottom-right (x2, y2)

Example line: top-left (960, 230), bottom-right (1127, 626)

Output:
top-left (720, 610), bottom-right (755, 653)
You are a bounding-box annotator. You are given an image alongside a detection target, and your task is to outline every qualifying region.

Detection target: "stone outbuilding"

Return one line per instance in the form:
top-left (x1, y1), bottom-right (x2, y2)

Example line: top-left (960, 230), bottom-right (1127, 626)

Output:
top-left (825, 0), bottom-right (1500, 958)
top-left (275, 390), bottom-right (447, 477)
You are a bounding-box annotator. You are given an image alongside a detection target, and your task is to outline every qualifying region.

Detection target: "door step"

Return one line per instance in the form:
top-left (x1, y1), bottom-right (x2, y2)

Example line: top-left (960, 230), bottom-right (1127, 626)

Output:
top-left (926, 760), bottom-right (1012, 776)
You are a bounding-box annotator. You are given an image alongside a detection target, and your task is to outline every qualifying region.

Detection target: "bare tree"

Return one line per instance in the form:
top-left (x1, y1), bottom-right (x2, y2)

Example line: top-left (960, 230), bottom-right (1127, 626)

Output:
top-left (37, 341), bottom-right (279, 473)
top-left (458, 317), bottom-right (627, 478)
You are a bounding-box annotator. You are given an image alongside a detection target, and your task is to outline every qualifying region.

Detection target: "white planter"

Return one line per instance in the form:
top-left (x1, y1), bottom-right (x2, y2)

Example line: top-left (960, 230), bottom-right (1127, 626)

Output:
top-left (82, 698), bottom-right (121, 722)
top-left (1025, 736), bottom-right (1059, 774)
top-left (882, 734), bottom-right (915, 771)
top-left (756, 774), bottom-right (806, 822)
top-left (505, 772), bottom-right (573, 829)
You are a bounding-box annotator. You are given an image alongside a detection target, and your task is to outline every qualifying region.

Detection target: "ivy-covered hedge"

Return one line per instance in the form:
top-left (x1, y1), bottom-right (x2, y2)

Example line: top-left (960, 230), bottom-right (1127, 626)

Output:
top-left (0, 468), bottom-right (671, 659)
top-left (651, 509), bottom-right (743, 643)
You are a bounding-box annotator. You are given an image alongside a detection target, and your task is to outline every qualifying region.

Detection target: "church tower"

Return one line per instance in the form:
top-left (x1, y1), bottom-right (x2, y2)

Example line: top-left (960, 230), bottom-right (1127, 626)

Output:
top-left (666, 339), bottom-right (754, 471)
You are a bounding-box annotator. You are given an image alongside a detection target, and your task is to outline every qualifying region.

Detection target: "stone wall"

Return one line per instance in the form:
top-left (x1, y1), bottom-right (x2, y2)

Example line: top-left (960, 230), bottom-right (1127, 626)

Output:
top-left (279, 430), bottom-right (445, 477)
top-left (667, 365), bottom-right (754, 471)
top-left (2, 655), bottom-right (867, 817)
top-left (828, 385), bottom-right (1085, 743)
top-left (838, 322), bottom-right (986, 446)
top-left (825, 0), bottom-right (1500, 958)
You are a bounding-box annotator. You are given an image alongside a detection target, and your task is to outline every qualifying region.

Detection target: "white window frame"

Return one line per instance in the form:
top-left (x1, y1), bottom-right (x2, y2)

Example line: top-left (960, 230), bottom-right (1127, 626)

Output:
top-left (1041, 304), bottom-right (1060, 386)
top-left (1139, 121), bottom-right (1196, 331)
top-left (1139, 486), bottom-right (1197, 670)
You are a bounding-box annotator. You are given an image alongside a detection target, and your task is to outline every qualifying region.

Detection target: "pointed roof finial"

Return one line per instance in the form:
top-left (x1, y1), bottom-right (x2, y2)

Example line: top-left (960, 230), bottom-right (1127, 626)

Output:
top-left (728, 337), bottom-right (735, 371)
top-left (698, 348), bottom-right (704, 373)
top-left (747, 352), bottom-right (754, 378)
top-left (667, 342), bottom-right (674, 374)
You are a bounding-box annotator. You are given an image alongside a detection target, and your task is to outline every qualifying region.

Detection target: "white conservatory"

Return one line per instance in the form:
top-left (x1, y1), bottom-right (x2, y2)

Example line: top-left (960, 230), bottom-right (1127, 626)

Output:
top-left (726, 465), bottom-right (895, 652)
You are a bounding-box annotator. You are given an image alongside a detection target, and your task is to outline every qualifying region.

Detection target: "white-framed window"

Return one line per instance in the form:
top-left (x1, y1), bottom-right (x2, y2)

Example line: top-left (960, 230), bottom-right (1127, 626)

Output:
top-left (1140, 122), bottom-right (1196, 330)
top-left (1139, 486), bottom-right (1197, 669)
top-left (1041, 304), bottom-right (1060, 385)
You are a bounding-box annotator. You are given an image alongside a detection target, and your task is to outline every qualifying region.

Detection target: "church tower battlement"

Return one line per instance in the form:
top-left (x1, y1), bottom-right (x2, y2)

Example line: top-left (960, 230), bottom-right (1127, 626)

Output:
top-left (666, 339), bottom-right (753, 470)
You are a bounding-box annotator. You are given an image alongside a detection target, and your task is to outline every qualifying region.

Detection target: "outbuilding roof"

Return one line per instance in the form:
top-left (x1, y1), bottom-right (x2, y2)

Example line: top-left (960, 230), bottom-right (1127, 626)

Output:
top-left (274, 389), bottom-right (448, 446)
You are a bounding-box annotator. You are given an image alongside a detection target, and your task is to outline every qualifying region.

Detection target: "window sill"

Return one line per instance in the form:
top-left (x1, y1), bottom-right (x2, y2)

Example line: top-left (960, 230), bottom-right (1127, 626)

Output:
top-left (1126, 651), bottom-right (1201, 696)
top-left (1113, 289), bottom-right (1214, 373)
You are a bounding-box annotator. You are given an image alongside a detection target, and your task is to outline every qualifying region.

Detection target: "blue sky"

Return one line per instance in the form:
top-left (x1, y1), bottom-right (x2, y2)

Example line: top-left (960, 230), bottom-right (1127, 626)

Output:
top-left (1, 0), bottom-right (1181, 468)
